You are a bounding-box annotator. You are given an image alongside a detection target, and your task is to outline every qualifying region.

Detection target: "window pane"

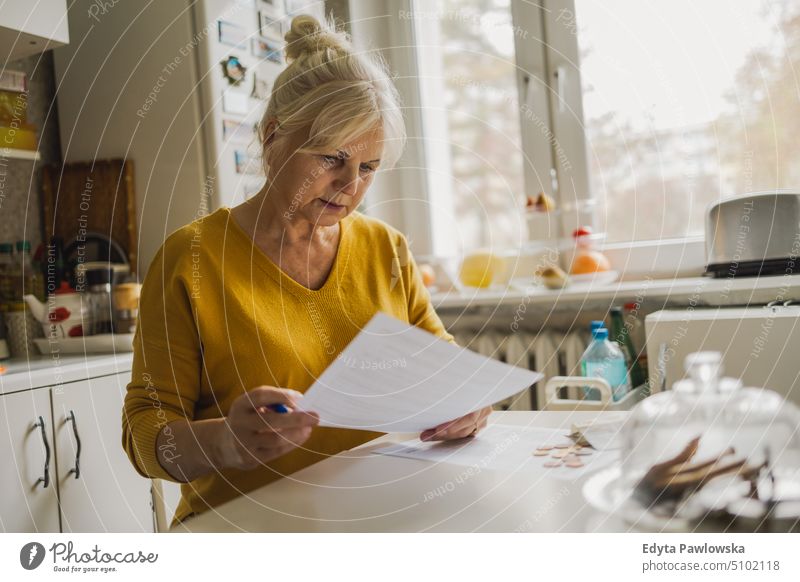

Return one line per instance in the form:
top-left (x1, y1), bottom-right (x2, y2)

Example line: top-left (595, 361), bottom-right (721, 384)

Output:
top-left (436, 0), bottom-right (526, 251)
top-left (574, 0), bottom-right (800, 242)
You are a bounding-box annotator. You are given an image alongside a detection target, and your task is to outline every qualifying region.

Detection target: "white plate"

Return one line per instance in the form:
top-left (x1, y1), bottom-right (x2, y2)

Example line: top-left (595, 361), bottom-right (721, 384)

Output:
top-left (34, 334), bottom-right (135, 355)
top-left (568, 270), bottom-right (619, 286)
top-left (508, 270), bottom-right (618, 292)
top-left (582, 465), bottom-right (691, 532)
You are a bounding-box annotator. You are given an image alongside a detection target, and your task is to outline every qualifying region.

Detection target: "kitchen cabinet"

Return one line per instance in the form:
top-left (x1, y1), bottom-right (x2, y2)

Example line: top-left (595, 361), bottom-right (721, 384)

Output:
top-left (0, 355), bottom-right (154, 532)
top-left (0, 0), bottom-right (69, 61)
top-left (52, 373), bottom-right (154, 532)
top-left (0, 388), bottom-right (60, 532)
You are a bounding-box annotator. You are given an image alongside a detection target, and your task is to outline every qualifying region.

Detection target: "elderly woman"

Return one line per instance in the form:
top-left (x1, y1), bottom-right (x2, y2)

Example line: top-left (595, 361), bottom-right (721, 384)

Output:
top-left (122, 15), bottom-right (490, 525)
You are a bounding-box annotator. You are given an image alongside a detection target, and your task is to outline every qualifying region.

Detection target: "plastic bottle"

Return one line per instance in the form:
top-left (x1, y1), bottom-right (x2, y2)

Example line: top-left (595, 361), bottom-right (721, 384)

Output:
top-left (580, 327), bottom-right (631, 401)
top-left (624, 302), bottom-right (649, 384)
top-left (609, 306), bottom-right (646, 388)
top-left (589, 320), bottom-right (605, 334)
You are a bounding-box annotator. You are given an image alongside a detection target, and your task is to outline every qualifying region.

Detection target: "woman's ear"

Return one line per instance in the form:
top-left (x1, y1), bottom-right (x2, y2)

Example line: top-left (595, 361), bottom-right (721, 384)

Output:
top-left (263, 118), bottom-right (279, 146)
top-left (260, 118), bottom-right (280, 174)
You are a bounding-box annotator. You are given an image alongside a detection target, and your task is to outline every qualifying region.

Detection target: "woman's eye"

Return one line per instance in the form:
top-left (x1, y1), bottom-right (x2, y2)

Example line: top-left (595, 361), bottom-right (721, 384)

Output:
top-left (360, 164), bottom-right (376, 174)
top-left (321, 155), bottom-right (339, 164)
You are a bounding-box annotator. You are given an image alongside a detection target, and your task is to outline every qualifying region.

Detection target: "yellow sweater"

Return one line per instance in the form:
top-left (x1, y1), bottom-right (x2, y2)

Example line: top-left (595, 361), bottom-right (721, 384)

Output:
top-left (122, 207), bottom-right (453, 525)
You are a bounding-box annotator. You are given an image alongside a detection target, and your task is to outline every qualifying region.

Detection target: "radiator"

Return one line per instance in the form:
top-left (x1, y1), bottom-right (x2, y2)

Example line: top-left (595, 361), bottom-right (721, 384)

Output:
top-left (452, 329), bottom-right (589, 410)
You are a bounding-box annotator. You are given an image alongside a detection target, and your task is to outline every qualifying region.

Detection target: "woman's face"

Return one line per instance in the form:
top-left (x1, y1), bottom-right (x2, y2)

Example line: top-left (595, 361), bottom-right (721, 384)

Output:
top-left (267, 125), bottom-right (383, 228)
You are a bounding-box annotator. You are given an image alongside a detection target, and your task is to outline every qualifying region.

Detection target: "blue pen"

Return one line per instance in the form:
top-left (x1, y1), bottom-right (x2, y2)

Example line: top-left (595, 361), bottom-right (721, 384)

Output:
top-left (267, 403), bottom-right (290, 413)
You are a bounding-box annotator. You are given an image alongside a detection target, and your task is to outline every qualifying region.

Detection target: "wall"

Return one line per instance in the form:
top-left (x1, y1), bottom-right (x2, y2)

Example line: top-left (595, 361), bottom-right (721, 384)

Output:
top-left (0, 51), bottom-right (63, 250)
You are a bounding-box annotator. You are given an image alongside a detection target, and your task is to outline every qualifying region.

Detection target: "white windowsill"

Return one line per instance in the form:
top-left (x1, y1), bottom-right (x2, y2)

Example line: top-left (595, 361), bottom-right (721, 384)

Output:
top-left (431, 273), bottom-right (800, 312)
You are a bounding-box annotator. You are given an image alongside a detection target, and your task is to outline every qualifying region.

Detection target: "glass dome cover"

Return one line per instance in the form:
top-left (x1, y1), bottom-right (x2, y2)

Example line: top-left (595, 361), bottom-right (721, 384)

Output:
top-left (619, 351), bottom-right (800, 529)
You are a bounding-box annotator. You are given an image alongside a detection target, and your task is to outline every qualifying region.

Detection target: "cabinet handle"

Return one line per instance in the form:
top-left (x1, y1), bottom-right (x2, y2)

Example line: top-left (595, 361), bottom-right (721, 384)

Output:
top-left (66, 410), bottom-right (81, 479)
top-left (33, 416), bottom-right (51, 489)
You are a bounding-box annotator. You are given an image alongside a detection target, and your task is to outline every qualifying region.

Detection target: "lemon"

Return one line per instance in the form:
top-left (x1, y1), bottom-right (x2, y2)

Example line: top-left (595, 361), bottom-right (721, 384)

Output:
top-left (459, 252), bottom-right (505, 288)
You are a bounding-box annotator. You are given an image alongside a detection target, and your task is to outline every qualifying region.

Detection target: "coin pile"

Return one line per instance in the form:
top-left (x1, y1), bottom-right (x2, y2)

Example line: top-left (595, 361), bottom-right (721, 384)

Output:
top-left (533, 441), bottom-right (593, 469)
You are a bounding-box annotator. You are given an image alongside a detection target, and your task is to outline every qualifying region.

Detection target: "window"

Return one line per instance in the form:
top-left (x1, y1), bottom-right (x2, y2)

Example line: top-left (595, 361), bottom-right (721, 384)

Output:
top-left (573, 0), bottom-right (800, 243)
top-left (420, 0), bottom-right (528, 253)
top-left (410, 0), bottom-right (800, 255)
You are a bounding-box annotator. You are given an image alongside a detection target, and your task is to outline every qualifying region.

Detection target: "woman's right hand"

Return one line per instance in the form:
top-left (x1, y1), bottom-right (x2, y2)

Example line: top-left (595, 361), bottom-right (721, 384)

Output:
top-left (214, 386), bottom-right (319, 471)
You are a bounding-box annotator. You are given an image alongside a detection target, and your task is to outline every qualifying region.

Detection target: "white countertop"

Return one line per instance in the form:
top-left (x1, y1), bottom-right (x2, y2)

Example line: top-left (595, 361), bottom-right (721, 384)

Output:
top-left (432, 273), bottom-right (800, 311)
top-left (172, 411), bottom-right (630, 533)
top-left (0, 352), bottom-right (134, 394)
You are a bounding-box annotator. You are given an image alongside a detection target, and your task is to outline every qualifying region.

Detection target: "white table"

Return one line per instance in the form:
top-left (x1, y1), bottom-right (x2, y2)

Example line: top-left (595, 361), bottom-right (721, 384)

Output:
top-left (172, 411), bottom-right (630, 533)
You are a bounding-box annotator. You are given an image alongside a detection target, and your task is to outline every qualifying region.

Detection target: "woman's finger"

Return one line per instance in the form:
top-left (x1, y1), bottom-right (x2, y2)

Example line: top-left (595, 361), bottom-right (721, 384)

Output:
top-left (421, 408), bottom-right (491, 441)
top-left (232, 386), bottom-right (303, 415)
top-left (255, 427), bottom-right (313, 456)
top-left (442, 410), bottom-right (481, 434)
top-left (251, 410), bottom-right (319, 431)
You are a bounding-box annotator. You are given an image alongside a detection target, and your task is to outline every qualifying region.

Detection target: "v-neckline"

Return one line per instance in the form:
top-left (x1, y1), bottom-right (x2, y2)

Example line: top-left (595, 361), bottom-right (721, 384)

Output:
top-left (225, 207), bottom-right (353, 296)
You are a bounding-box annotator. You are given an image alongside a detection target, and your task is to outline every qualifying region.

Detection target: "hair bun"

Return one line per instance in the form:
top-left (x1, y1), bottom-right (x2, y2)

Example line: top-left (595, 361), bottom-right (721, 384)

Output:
top-left (284, 15), bottom-right (348, 62)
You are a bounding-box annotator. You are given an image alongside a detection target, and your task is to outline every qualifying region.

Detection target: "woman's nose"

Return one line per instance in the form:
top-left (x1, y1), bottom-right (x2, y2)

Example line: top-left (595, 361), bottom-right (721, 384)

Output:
top-left (333, 164), bottom-right (359, 195)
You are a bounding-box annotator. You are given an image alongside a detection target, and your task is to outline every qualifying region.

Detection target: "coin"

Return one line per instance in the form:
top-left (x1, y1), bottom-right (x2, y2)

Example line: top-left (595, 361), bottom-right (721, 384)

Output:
top-left (537, 446), bottom-right (554, 451)
top-left (553, 443), bottom-right (572, 449)
top-left (533, 449), bottom-right (549, 456)
top-left (574, 450), bottom-right (593, 456)
top-left (544, 461), bottom-right (562, 468)
top-left (565, 460), bottom-right (584, 468)
top-left (550, 451), bottom-right (569, 458)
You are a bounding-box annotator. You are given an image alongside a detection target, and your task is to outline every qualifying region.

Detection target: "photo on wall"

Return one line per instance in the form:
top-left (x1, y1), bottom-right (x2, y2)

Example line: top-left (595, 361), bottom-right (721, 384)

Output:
top-left (284, 0), bottom-right (325, 20)
top-left (222, 118), bottom-right (257, 144)
top-left (217, 20), bottom-right (248, 49)
top-left (258, 12), bottom-right (285, 40)
top-left (257, 0), bottom-right (285, 17)
top-left (252, 37), bottom-right (283, 65)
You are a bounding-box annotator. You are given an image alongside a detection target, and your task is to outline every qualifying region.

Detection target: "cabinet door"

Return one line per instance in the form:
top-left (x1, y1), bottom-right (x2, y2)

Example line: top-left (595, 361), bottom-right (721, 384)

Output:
top-left (52, 373), bottom-right (154, 532)
top-left (0, 388), bottom-right (60, 532)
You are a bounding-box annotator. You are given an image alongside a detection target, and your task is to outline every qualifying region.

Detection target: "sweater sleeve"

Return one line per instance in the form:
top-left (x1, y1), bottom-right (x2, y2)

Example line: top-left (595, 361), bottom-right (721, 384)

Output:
top-left (396, 233), bottom-right (457, 345)
top-left (121, 238), bottom-right (203, 482)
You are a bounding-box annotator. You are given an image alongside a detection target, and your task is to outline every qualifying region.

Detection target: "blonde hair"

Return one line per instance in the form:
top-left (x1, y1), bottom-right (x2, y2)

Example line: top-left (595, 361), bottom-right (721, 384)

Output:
top-left (259, 15), bottom-right (405, 172)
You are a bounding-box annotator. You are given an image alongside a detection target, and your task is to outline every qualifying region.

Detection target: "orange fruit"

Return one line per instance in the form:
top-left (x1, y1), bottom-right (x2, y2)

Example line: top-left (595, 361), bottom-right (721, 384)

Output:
top-left (419, 264), bottom-right (436, 287)
top-left (570, 251), bottom-right (610, 274)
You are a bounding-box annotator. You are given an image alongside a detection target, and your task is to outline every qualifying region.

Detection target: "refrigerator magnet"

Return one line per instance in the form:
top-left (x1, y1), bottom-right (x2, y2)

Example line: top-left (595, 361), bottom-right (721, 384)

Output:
top-left (251, 73), bottom-right (270, 100)
top-left (258, 0), bottom-right (285, 16)
top-left (223, 118), bottom-right (257, 144)
top-left (220, 56), bottom-right (247, 86)
top-left (234, 150), bottom-right (260, 175)
top-left (222, 90), bottom-right (250, 115)
top-left (258, 12), bottom-right (284, 40)
top-left (252, 36), bottom-right (283, 65)
top-left (218, 20), bottom-right (248, 49)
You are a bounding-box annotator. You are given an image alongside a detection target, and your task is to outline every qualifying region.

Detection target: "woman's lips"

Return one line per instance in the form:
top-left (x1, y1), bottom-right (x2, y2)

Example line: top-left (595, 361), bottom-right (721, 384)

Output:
top-left (319, 199), bottom-right (345, 211)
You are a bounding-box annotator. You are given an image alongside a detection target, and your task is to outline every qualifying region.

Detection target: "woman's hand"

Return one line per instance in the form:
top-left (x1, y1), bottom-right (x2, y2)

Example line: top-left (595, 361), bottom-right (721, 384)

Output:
top-left (214, 386), bottom-right (320, 471)
top-left (420, 406), bottom-right (492, 442)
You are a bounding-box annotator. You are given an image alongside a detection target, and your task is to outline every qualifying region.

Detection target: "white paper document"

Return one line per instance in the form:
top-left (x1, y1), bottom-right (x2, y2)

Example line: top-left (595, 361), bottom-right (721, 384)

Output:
top-left (296, 312), bottom-right (542, 432)
top-left (372, 424), bottom-right (620, 481)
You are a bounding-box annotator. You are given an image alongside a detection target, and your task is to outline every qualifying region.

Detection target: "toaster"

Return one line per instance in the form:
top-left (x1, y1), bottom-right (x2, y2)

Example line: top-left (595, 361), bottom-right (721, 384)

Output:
top-left (705, 190), bottom-right (800, 278)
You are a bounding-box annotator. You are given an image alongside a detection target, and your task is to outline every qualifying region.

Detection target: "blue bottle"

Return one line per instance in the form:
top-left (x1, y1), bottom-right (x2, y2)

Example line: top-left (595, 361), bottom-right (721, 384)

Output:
top-left (581, 328), bottom-right (631, 401)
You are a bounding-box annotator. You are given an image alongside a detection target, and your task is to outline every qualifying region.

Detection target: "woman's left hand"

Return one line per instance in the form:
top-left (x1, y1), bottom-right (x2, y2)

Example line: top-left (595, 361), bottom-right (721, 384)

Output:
top-left (420, 406), bottom-right (492, 442)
